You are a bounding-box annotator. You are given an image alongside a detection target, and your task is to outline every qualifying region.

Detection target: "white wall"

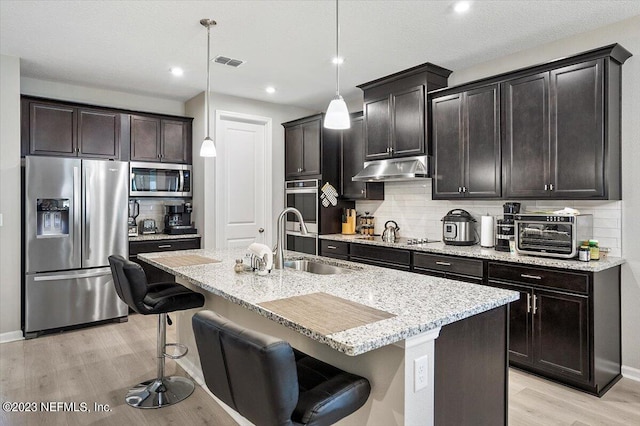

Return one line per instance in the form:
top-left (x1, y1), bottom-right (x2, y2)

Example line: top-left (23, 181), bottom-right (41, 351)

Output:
top-left (185, 92), bottom-right (314, 249)
top-left (0, 54), bottom-right (22, 340)
top-left (21, 77), bottom-right (185, 116)
top-left (361, 16), bottom-right (640, 374)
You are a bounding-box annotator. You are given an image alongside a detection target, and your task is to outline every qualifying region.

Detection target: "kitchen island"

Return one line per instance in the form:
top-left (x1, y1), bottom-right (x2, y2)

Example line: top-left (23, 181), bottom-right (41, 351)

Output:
top-left (139, 248), bottom-right (518, 426)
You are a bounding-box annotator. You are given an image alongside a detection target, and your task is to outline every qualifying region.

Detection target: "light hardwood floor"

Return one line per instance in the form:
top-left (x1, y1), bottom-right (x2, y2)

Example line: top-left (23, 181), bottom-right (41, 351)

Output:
top-left (1, 314), bottom-right (639, 425)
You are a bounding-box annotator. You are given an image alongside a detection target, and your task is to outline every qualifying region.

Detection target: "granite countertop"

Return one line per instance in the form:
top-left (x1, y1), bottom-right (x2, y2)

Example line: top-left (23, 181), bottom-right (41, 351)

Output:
top-left (138, 248), bottom-right (518, 356)
top-left (320, 234), bottom-right (624, 273)
top-left (129, 233), bottom-right (201, 242)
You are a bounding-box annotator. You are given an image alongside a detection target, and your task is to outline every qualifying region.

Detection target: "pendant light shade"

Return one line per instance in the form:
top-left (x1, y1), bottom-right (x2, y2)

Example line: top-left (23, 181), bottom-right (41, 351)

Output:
top-left (325, 95), bottom-right (350, 129)
top-left (200, 136), bottom-right (216, 157)
top-left (200, 18), bottom-right (217, 157)
top-left (324, 0), bottom-right (350, 130)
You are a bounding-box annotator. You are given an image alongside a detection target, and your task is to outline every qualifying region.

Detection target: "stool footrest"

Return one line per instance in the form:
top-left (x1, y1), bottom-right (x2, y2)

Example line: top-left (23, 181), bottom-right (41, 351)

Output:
top-left (164, 342), bottom-right (188, 359)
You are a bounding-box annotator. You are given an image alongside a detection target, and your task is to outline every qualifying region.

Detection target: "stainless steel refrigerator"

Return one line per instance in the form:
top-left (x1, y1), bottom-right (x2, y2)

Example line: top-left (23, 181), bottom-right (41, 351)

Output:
top-left (23, 156), bottom-right (129, 338)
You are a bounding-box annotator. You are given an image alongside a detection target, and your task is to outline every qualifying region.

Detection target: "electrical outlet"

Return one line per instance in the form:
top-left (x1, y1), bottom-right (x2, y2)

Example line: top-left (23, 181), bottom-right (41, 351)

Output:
top-left (414, 355), bottom-right (429, 392)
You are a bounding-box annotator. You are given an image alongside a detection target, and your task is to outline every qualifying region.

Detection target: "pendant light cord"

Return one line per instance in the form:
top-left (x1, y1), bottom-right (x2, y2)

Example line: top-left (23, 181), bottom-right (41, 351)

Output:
top-left (205, 24), bottom-right (211, 138)
top-left (335, 0), bottom-right (340, 97)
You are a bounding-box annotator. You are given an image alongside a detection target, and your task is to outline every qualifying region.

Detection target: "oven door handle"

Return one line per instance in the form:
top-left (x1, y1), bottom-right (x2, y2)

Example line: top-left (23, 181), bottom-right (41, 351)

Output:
top-left (285, 188), bottom-right (318, 195)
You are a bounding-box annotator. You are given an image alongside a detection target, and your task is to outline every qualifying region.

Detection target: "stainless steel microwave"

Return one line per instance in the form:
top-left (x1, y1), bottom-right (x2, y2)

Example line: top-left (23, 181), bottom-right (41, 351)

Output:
top-left (515, 214), bottom-right (593, 259)
top-left (130, 162), bottom-right (192, 197)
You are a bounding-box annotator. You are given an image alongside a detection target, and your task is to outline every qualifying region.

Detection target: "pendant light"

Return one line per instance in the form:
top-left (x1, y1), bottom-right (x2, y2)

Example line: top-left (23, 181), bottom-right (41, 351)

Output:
top-left (324, 0), bottom-right (350, 129)
top-left (200, 18), bottom-right (217, 157)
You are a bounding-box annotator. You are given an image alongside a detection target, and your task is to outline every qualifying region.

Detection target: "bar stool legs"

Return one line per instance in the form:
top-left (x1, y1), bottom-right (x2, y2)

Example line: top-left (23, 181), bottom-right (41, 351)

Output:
top-left (125, 313), bottom-right (195, 408)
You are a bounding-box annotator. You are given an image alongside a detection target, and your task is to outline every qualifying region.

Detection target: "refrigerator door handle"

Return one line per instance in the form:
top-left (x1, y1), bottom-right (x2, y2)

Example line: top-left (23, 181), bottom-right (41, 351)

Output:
top-left (33, 268), bottom-right (112, 282)
top-left (84, 166), bottom-right (91, 260)
top-left (74, 165), bottom-right (82, 264)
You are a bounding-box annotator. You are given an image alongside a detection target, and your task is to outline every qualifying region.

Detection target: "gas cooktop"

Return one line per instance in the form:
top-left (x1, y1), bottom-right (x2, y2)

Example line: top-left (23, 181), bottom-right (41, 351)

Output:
top-left (355, 236), bottom-right (441, 245)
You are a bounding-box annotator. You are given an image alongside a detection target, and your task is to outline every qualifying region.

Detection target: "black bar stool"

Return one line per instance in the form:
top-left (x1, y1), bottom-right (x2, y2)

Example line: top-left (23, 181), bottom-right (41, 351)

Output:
top-left (108, 255), bottom-right (205, 409)
top-left (192, 310), bottom-right (371, 426)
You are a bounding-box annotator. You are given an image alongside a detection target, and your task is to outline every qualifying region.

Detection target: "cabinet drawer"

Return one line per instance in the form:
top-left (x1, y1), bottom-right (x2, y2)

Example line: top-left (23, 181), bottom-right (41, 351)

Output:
top-left (350, 244), bottom-right (411, 267)
top-left (130, 238), bottom-right (201, 255)
top-left (320, 240), bottom-right (349, 256)
top-left (413, 252), bottom-right (484, 278)
top-left (488, 262), bottom-right (588, 294)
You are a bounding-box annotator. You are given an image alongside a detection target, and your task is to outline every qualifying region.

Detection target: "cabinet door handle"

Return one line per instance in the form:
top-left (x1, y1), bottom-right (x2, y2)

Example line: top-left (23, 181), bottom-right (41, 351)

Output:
top-left (361, 189), bottom-right (365, 194)
top-left (544, 184), bottom-right (548, 191)
top-left (435, 261), bottom-right (451, 266)
top-left (258, 228), bottom-right (264, 233)
top-left (327, 245), bottom-right (337, 250)
top-left (458, 187), bottom-right (462, 193)
top-left (158, 244), bottom-right (172, 249)
top-left (549, 183), bottom-right (554, 191)
top-left (521, 274), bottom-right (542, 280)
top-left (390, 147), bottom-right (394, 153)
top-left (463, 186), bottom-right (467, 193)
top-left (526, 293), bottom-right (531, 313)
top-left (532, 294), bottom-right (538, 315)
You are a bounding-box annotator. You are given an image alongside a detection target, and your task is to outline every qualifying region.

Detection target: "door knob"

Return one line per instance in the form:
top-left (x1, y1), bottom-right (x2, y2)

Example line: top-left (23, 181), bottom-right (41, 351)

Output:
top-left (258, 228), bottom-right (264, 233)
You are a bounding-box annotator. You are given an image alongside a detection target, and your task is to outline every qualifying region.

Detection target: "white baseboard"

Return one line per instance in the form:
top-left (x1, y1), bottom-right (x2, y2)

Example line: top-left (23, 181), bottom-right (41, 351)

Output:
top-left (622, 365), bottom-right (640, 382)
top-left (0, 330), bottom-right (24, 344)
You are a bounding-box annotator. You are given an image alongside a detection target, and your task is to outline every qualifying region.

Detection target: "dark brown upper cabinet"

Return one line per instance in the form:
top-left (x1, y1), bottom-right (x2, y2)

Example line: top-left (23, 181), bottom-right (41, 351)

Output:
top-left (429, 43), bottom-right (630, 200)
top-left (432, 84), bottom-right (501, 199)
top-left (130, 115), bottom-right (192, 164)
top-left (502, 47), bottom-right (630, 200)
top-left (340, 113), bottom-right (384, 200)
top-left (23, 98), bottom-right (121, 159)
top-left (283, 114), bottom-right (327, 180)
top-left (357, 63), bottom-right (452, 161)
top-left (503, 61), bottom-right (607, 199)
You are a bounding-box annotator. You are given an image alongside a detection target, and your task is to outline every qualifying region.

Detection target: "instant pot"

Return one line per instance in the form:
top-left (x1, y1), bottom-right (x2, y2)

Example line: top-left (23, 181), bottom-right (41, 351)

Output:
top-left (442, 209), bottom-right (477, 246)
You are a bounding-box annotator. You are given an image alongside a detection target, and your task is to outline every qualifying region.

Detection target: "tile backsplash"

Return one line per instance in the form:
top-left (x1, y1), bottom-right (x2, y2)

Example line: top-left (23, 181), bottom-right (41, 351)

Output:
top-left (356, 181), bottom-right (622, 257)
top-left (132, 199), bottom-right (189, 232)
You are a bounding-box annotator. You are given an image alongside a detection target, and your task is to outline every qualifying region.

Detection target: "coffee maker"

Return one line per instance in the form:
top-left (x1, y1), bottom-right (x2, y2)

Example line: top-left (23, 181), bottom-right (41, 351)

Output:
top-left (128, 200), bottom-right (139, 237)
top-left (164, 202), bottom-right (197, 235)
top-left (495, 202), bottom-right (520, 252)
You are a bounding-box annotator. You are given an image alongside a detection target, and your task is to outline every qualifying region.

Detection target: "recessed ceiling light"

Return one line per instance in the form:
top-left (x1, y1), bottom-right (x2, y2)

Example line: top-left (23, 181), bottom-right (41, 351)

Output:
top-left (332, 57), bottom-right (344, 65)
top-left (265, 86), bottom-right (276, 94)
top-left (454, 1), bottom-right (471, 14)
top-left (170, 67), bottom-right (184, 76)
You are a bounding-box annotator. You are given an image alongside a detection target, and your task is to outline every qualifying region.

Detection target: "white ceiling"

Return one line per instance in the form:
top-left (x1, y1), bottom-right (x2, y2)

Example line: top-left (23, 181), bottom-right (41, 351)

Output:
top-left (1, 1), bottom-right (639, 111)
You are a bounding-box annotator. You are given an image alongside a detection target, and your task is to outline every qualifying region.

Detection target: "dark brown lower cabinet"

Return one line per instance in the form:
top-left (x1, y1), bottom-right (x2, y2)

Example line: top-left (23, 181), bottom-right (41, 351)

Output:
top-left (488, 262), bottom-right (620, 396)
top-left (129, 237), bottom-right (201, 283)
top-left (349, 243), bottom-right (410, 271)
top-left (435, 305), bottom-right (508, 426)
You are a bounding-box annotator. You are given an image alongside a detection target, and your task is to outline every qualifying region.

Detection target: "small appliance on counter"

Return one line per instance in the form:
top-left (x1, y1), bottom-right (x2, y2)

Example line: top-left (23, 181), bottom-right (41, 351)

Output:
top-left (514, 213), bottom-right (593, 259)
top-left (164, 202), bottom-right (198, 235)
top-left (140, 219), bottom-right (158, 235)
top-left (495, 202), bottom-right (520, 252)
top-left (128, 200), bottom-right (139, 237)
top-left (442, 209), bottom-right (476, 246)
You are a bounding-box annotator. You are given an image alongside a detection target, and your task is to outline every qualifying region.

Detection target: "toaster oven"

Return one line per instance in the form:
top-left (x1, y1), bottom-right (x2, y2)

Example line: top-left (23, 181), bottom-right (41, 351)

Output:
top-left (514, 214), bottom-right (593, 258)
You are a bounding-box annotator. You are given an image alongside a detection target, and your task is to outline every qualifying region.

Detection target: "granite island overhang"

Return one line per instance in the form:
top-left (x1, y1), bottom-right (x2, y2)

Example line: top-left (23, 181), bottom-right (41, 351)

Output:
top-left (138, 248), bottom-right (519, 426)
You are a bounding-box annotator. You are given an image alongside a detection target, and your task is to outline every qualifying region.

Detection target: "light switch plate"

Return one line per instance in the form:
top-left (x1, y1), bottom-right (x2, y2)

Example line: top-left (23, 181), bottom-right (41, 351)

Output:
top-left (0, 213), bottom-right (3, 227)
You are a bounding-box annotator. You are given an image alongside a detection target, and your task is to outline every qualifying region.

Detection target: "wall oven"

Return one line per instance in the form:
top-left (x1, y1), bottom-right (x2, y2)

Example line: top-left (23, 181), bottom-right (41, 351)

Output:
top-left (515, 214), bottom-right (593, 258)
top-left (130, 162), bottom-right (192, 197)
top-left (285, 180), bottom-right (319, 255)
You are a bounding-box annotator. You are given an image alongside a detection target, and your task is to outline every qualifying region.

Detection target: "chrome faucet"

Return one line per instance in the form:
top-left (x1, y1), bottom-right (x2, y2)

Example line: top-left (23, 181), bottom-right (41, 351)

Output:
top-left (274, 207), bottom-right (309, 269)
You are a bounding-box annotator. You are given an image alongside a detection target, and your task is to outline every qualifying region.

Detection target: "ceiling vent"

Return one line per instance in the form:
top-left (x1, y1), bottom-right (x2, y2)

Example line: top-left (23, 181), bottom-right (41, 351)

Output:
top-left (214, 55), bottom-right (245, 67)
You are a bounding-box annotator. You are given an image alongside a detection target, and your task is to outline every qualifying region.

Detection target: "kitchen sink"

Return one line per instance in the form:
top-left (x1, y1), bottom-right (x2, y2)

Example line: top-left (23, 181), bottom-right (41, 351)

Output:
top-left (284, 260), bottom-right (353, 275)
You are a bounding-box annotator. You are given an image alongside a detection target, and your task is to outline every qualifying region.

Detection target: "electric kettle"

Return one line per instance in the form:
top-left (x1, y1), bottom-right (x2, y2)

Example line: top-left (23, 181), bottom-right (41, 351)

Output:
top-left (382, 220), bottom-right (400, 243)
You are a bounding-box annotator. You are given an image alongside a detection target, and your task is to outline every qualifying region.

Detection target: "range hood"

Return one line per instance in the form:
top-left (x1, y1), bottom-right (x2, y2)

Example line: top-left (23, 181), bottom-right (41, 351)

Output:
top-left (352, 155), bottom-right (431, 182)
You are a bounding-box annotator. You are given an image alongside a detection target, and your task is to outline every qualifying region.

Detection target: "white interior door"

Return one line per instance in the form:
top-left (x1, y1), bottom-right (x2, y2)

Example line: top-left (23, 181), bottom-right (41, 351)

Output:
top-left (215, 111), bottom-right (272, 249)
